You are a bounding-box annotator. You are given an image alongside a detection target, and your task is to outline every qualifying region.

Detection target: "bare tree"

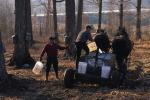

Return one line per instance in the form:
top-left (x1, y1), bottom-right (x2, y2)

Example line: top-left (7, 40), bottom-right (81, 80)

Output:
top-left (39, 0), bottom-right (63, 37)
top-left (9, 0), bottom-right (35, 67)
top-left (65, 0), bottom-right (76, 57)
top-left (119, 0), bottom-right (124, 28)
top-left (76, 0), bottom-right (83, 36)
top-left (87, 0), bottom-right (102, 30)
top-left (26, 0), bottom-right (33, 45)
top-left (39, 19), bottom-right (43, 36)
top-left (0, 31), bottom-right (8, 81)
top-left (32, 13), bottom-right (37, 35)
top-left (52, 0), bottom-right (58, 41)
top-left (119, 0), bottom-right (134, 29)
top-left (98, 0), bottom-right (102, 30)
top-left (136, 0), bottom-right (142, 39)
top-left (39, 0), bottom-right (54, 35)
top-left (53, 0), bottom-right (65, 41)
top-left (46, 0), bottom-right (53, 35)
top-left (107, 0), bottom-right (115, 34)
top-left (0, 0), bottom-right (14, 38)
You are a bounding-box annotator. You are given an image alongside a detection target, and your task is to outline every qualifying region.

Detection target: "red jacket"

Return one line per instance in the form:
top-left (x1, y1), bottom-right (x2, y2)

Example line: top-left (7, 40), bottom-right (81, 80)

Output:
top-left (41, 43), bottom-right (66, 57)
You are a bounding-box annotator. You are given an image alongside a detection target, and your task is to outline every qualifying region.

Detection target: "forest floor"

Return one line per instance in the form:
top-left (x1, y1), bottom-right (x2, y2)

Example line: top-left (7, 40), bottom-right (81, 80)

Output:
top-left (1, 38), bottom-right (150, 100)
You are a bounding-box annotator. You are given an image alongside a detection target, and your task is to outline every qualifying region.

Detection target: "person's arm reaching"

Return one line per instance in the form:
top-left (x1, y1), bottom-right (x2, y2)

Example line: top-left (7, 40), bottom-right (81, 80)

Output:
top-left (57, 44), bottom-right (68, 50)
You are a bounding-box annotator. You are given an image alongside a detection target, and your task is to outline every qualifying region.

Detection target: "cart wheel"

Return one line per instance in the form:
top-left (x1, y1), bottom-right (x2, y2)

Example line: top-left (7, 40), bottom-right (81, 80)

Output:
top-left (64, 69), bottom-right (75, 88)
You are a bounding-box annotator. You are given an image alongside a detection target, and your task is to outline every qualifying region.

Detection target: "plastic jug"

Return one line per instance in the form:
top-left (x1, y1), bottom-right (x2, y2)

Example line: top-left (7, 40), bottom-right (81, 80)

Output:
top-left (32, 61), bottom-right (44, 75)
top-left (78, 62), bottom-right (87, 74)
top-left (101, 65), bottom-right (111, 79)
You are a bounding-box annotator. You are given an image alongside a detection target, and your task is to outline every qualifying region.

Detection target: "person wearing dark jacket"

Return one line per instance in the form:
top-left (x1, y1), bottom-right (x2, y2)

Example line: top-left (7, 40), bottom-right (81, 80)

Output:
top-left (94, 29), bottom-right (111, 53)
top-left (40, 37), bottom-right (67, 81)
top-left (75, 25), bottom-right (93, 67)
top-left (112, 27), bottom-right (133, 86)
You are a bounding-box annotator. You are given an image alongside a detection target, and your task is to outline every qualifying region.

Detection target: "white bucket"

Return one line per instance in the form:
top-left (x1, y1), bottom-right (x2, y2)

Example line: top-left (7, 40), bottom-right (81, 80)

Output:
top-left (78, 62), bottom-right (87, 74)
top-left (32, 61), bottom-right (44, 75)
top-left (101, 65), bottom-right (111, 79)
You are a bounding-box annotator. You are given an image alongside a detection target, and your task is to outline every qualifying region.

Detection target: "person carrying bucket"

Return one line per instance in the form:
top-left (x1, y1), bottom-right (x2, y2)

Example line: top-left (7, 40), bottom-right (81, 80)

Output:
top-left (40, 37), bottom-right (68, 81)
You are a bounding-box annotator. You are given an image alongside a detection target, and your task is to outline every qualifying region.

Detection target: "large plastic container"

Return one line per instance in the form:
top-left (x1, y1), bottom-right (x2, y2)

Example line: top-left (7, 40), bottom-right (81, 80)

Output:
top-left (32, 61), bottom-right (44, 75)
top-left (101, 65), bottom-right (111, 79)
top-left (78, 62), bottom-right (87, 74)
top-left (87, 42), bottom-right (97, 52)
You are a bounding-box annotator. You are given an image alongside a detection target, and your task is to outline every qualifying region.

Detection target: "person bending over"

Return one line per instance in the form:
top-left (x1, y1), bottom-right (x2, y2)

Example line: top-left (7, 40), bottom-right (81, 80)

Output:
top-left (75, 25), bottom-right (93, 67)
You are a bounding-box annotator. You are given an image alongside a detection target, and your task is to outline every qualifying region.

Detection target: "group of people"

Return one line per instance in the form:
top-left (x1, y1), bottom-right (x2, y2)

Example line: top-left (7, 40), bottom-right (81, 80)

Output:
top-left (40, 25), bottom-right (133, 83)
top-left (40, 25), bottom-right (94, 81)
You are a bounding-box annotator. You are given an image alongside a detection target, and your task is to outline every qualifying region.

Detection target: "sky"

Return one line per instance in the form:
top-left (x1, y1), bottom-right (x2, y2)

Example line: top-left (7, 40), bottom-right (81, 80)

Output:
top-left (7, 0), bottom-right (150, 14)
top-left (31, 0), bottom-right (150, 14)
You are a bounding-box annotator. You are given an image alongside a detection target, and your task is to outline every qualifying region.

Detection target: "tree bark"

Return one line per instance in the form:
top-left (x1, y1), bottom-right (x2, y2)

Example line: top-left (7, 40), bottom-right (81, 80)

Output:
top-left (26, 0), bottom-right (33, 46)
top-left (65, 0), bottom-right (76, 57)
top-left (9, 0), bottom-right (35, 67)
top-left (98, 0), bottom-right (102, 30)
top-left (45, 0), bottom-right (54, 35)
top-left (136, 0), bottom-right (142, 39)
top-left (119, 0), bottom-right (123, 28)
top-left (76, 0), bottom-right (83, 37)
top-left (53, 0), bottom-right (58, 41)
top-left (39, 20), bottom-right (42, 36)
top-left (0, 32), bottom-right (8, 81)
top-left (107, 0), bottom-right (115, 34)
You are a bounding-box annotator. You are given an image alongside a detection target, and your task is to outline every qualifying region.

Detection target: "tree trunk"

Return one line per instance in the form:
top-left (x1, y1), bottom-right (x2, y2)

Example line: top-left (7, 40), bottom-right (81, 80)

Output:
top-left (76, 0), bottom-right (83, 37)
top-left (45, 0), bottom-right (53, 35)
top-left (65, 0), bottom-right (76, 58)
top-left (0, 32), bottom-right (8, 81)
top-left (119, 0), bottom-right (123, 28)
top-left (9, 0), bottom-right (35, 67)
top-left (53, 0), bottom-right (58, 41)
top-left (39, 20), bottom-right (42, 36)
top-left (136, 0), bottom-right (142, 39)
top-left (108, 0), bottom-right (115, 34)
top-left (98, 0), bottom-right (102, 30)
top-left (26, 0), bottom-right (33, 46)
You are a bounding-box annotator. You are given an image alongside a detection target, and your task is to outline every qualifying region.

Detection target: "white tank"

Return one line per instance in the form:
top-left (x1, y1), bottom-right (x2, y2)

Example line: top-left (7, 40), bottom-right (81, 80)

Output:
top-left (101, 64), bottom-right (111, 79)
top-left (78, 62), bottom-right (87, 74)
top-left (32, 61), bottom-right (44, 75)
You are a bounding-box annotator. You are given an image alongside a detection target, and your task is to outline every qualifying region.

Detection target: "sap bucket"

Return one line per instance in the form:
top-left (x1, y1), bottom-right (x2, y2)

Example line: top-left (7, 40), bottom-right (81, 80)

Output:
top-left (101, 64), bottom-right (111, 79)
top-left (32, 61), bottom-right (44, 75)
top-left (78, 62), bottom-right (87, 74)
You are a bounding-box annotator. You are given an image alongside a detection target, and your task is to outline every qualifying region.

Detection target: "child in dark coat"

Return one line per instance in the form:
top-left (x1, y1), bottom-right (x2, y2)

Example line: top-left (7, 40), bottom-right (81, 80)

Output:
top-left (40, 37), bottom-right (67, 81)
